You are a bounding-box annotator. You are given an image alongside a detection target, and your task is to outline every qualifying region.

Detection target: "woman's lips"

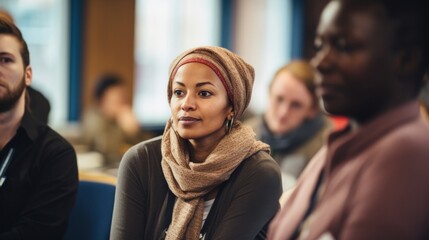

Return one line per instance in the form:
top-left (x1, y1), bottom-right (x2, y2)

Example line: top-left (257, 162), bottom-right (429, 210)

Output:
top-left (178, 116), bottom-right (200, 126)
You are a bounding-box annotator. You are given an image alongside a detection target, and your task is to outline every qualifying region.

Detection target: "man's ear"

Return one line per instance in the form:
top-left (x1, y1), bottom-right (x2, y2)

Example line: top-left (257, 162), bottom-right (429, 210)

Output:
top-left (395, 47), bottom-right (423, 78)
top-left (24, 65), bottom-right (32, 86)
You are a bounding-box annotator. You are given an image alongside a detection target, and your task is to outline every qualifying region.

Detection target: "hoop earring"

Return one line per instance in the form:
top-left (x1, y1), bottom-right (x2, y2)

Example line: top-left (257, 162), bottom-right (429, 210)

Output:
top-left (225, 117), bottom-right (235, 133)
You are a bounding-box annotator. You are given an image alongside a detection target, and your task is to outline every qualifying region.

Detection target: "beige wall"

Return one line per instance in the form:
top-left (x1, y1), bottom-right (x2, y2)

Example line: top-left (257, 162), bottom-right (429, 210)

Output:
top-left (82, 0), bottom-right (136, 113)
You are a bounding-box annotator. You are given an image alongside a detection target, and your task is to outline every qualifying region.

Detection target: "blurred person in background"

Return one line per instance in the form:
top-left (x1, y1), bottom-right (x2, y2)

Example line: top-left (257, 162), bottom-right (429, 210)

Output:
top-left (0, 18), bottom-right (77, 239)
top-left (110, 46), bottom-right (282, 239)
top-left (81, 74), bottom-right (152, 168)
top-left (268, 0), bottom-right (429, 239)
top-left (26, 84), bottom-right (51, 124)
top-left (0, 8), bottom-right (51, 125)
top-left (246, 60), bottom-right (332, 190)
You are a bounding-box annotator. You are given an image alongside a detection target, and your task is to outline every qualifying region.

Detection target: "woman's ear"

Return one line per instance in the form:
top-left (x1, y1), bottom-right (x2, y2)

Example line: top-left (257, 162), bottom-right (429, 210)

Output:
top-left (228, 111), bottom-right (234, 120)
top-left (307, 110), bottom-right (317, 119)
top-left (306, 105), bottom-right (319, 119)
top-left (227, 107), bottom-right (234, 120)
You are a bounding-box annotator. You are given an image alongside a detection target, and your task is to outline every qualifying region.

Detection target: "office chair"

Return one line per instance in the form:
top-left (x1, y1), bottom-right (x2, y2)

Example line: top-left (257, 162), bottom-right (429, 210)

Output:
top-left (64, 180), bottom-right (116, 240)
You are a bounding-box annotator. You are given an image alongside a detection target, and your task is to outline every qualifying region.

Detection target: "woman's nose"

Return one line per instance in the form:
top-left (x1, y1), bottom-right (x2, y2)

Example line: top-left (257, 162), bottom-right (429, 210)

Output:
top-left (181, 93), bottom-right (196, 111)
top-left (277, 102), bottom-right (291, 120)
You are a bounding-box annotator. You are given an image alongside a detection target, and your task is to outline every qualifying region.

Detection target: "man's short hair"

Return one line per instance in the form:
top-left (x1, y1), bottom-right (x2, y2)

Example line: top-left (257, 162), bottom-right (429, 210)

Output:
top-left (0, 18), bottom-right (30, 68)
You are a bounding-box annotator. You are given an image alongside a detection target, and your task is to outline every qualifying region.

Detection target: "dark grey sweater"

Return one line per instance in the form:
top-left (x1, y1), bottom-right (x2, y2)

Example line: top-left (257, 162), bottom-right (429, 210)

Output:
top-left (110, 136), bottom-right (282, 240)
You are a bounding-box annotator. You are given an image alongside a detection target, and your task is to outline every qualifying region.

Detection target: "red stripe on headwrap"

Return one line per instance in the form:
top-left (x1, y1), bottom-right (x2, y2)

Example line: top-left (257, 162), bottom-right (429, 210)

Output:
top-left (170, 57), bottom-right (234, 105)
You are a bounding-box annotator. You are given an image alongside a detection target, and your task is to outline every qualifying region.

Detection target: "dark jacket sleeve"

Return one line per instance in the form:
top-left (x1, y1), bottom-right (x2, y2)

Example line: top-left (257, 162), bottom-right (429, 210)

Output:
top-left (0, 138), bottom-right (78, 240)
top-left (209, 152), bottom-right (283, 240)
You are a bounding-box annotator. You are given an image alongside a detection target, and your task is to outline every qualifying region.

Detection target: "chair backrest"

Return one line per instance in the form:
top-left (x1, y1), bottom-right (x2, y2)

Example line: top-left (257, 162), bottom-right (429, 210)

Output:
top-left (64, 180), bottom-right (116, 240)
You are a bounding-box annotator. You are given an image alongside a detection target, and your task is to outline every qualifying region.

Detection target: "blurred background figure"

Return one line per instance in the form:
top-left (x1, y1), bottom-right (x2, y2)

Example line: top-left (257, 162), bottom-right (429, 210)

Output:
top-left (27, 85), bottom-right (51, 124)
top-left (245, 60), bottom-right (332, 190)
top-left (0, 8), bottom-right (51, 125)
top-left (81, 74), bottom-right (152, 168)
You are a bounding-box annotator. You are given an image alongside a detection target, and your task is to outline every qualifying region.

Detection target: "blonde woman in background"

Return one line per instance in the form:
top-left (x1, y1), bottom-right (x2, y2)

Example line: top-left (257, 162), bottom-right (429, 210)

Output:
top-left (246, 60), bottom-right (332, 190)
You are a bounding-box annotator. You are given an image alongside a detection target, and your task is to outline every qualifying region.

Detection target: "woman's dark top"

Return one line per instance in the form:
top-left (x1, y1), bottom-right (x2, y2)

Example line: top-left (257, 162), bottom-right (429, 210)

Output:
top-left (110, 136), bottom-right (282, 240)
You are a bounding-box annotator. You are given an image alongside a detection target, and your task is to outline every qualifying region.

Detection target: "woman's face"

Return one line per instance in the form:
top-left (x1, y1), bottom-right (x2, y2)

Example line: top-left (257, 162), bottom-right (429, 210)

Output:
top-left (265, 70), bottom-right (316, 135)
top-left (170, 62), bottom-right (233, 145)
top-left (100, 85), bottom-right (127, 120)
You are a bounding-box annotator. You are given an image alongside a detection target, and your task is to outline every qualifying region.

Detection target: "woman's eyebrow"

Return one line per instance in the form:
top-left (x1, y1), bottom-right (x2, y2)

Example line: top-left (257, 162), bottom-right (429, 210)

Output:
top-left (173, 81), bottom-right (215, 88)
top-left (195, 82), bottom-right (214, 87)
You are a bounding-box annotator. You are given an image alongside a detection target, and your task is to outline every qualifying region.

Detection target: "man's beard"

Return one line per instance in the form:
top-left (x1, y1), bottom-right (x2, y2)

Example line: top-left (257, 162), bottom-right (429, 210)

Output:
top-left (0, 75), bottom-right (26, 113)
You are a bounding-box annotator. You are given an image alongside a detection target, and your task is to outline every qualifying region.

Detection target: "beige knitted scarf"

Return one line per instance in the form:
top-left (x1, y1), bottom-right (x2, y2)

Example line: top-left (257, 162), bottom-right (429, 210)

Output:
top-left (161, 120), bottom-right (270, 239)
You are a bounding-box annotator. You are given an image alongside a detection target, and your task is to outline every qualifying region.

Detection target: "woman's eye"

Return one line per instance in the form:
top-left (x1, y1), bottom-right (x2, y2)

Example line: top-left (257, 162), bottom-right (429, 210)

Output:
top-left (199, 91), bottom-right (212, 97)
top-left (173, 89), bottom-right (184, 97)
top-left (291, 101), bottom-right (303, 109)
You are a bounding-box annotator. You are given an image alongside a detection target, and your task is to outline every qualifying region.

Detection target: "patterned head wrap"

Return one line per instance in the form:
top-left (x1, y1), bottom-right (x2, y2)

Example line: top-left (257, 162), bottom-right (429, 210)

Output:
top-left (168, 46), bottom-right (255, 120)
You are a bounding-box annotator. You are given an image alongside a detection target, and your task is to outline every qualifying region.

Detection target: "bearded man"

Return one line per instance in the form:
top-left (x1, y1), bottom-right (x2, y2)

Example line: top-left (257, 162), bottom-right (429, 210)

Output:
top-left (0, 18), bottom-right (78, 239)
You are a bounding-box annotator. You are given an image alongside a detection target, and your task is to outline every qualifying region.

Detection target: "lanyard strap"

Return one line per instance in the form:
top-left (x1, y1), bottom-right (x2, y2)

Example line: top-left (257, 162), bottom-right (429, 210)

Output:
top-left (0, 148), bottom-right (15, 187)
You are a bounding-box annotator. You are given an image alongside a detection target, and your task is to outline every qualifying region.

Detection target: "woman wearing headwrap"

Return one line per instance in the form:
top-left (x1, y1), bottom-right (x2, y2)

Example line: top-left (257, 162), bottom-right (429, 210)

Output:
top-left (110, 46), bottom-right (282, 240)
